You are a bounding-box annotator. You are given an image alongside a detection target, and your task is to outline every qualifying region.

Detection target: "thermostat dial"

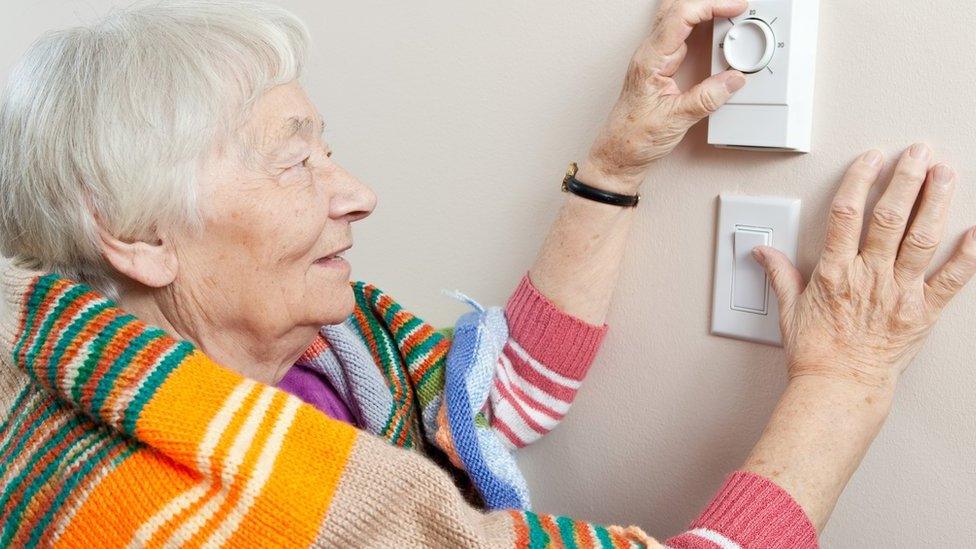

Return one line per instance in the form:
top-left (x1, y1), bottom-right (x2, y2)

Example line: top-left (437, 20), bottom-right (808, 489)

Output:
top-left (722, 18), bottom-right (775, 73)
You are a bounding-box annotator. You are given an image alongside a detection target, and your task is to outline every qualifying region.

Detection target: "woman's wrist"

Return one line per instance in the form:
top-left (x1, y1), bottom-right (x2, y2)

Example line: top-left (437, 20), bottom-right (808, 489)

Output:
top-left (741, 374), bottom-right (894, 531)
top-left (576, 157), bottom-right (646, 196)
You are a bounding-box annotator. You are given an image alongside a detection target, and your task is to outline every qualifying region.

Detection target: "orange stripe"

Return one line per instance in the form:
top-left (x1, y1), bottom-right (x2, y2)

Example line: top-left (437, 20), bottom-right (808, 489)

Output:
top-left (80, 318), bottom-right (154, 412)
top-left (185, 391), bottom-right (285, 545)
top-left (509, 510), bottom-right (530, 548)
top-left (18, 279), bottom-right (68, 365)
top-left (135, 351), bottom-right (245, 465)
top-left (17, 435), bottom-right (118, 547)
top-left (226, 403), bottom-right (357, 547)
top-left (0, 416), bottom-right (88, 529)
top-left (14, 276), bottom-right (42, 350)
top-left (298, 333), bottom-right (330, 361)
top-left (575, 520), bottom-right (597, 547)
top-left (407, 337), bottom-right (449, 385)
top-left (57, 449), bottom-right (197, 547)
top-left (102, 335), bottom-right (171, 421)
top-left (33, 290), bottom-right (99, 381)
top-left (53, 305), bottom-right (115, 392)
top-left (539, 514), bottom-right (565, 549)
top-left (144, 382), bottom-right (262, 546)
top-left (0, 394), bottom-right (49, 465)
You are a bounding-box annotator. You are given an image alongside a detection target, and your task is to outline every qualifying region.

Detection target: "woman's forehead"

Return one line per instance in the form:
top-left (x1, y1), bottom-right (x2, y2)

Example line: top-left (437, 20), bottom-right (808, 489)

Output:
top-left (248, 83), bottom-right (325, 149)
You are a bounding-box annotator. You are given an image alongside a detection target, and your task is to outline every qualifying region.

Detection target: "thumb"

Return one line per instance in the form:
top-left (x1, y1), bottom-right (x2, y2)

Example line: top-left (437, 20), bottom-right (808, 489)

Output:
top-left (752, 245), bottom-right (803, 313)
top-left (672, 70), bottom-right (746, 124)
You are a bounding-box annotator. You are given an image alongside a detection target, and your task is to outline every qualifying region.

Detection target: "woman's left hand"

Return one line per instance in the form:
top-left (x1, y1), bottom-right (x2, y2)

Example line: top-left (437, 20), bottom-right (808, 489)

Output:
top-left (579, 0), bottom-right (749, 194)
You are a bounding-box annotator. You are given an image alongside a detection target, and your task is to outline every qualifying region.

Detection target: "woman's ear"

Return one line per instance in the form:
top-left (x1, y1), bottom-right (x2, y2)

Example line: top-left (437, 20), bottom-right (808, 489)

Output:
top-left (95, 223), bottom-right (178, 289)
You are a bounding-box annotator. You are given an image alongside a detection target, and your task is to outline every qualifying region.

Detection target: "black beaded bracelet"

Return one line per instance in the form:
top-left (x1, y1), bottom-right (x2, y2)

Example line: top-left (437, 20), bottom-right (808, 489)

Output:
top-left (561, 162), bottom-right (640, 208)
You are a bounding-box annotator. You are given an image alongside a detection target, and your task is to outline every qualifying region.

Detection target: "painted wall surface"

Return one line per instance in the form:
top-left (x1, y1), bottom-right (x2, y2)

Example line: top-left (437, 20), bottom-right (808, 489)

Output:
top-left (3, 1), bottom-right (974, 546)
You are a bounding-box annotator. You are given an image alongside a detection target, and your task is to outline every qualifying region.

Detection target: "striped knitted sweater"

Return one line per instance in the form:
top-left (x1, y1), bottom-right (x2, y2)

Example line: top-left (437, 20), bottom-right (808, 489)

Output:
top-left (0, 264), bottom-right (818, 548)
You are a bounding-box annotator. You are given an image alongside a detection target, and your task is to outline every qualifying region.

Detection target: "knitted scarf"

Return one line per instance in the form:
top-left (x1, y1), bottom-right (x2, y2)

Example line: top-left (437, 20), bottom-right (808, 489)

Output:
top-left (299, 284), bottom-right (530, 508)
top-left (0, 265), bottom-right (657, 547)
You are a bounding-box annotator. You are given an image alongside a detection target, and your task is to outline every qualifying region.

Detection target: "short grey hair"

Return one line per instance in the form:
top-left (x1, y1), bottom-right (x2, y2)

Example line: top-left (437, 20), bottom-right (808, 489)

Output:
top-left (0, 0), bottom-right (310, 298)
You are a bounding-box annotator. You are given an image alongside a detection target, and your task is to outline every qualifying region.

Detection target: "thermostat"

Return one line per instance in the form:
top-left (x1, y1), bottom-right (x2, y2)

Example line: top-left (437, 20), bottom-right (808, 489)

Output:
top-left (708, 1), bottom-right (821, 152)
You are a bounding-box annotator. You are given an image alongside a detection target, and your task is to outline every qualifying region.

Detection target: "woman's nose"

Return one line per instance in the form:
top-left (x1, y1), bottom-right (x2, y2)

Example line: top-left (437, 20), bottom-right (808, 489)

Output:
top-left (329, 166), bottom-right (377, 222)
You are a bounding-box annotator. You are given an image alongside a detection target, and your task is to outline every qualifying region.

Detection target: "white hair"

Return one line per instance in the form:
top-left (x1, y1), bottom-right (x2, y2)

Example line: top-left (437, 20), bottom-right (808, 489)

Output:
top-left (0, 0), bottom-right (310, 299)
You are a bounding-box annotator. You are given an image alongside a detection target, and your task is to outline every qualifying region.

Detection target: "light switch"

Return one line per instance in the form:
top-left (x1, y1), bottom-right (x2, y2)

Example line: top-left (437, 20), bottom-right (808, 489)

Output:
top-left (732, 226), bottom-right (771, 314)
top-left (711, 195), bottom-right (800, 346)
top-left (708, 0), bottom-right (821, 152)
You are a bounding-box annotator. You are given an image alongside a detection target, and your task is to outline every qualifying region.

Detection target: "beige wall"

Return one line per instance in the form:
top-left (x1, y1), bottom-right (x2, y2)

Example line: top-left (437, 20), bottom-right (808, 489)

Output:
top-left (3, 1), bottom-right (975, 546)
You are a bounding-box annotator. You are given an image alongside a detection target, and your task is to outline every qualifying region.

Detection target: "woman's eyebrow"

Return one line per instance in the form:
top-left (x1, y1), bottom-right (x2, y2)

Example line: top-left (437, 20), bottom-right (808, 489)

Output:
top-left (277, 116), bottom-right (327, 143)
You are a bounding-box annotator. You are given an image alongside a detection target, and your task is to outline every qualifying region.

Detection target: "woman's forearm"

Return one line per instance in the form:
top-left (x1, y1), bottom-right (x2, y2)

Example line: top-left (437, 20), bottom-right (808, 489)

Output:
top-left (741, 375), bottom-right (895, 531)
top-left (526, 160), bottom-right (639, 326)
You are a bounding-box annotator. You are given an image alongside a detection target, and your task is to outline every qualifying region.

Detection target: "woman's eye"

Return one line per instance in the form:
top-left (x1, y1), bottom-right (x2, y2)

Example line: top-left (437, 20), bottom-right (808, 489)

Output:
top-left (290, 156), bottom-right (311, 171)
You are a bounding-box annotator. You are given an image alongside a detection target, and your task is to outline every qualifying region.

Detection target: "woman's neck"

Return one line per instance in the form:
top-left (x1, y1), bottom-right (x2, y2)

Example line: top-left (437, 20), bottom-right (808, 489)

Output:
top-left (117, 285), bottom-right (318, 386)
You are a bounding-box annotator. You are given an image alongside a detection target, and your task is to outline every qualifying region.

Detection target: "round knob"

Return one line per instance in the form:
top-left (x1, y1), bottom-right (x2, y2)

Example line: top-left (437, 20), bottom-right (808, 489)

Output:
top-left (722, 19), bottom-right (775, 73)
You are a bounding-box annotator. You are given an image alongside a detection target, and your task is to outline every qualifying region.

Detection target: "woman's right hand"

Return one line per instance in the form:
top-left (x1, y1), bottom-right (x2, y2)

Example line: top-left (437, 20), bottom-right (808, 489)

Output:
top-left (741, 144), bottom-right (975, 532)
top-left (754, 143), bottom-right (976, 392)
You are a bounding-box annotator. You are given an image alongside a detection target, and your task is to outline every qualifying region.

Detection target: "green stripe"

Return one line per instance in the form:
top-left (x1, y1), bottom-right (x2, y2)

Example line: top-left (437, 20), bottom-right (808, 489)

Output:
top-left (45, 301), bottom-right (112, 391)
top-left (0, 413), bottom-right (85, 543)
top-left (0, 385), bottom-right (34, 445)
top-left (353, 285), bottom-right (413, 446)
top-left (90, 327), bottom-right (165, 418)
top-left (555, 515), bottom-right (580, 549)
top-left (523, 512), bottom-right (550, 549)
top-left (12, 275), bottom-right (58, 370)
top-left (594, 523), bottom-right (615, 548)
top-left (413, 361), bottom-right (445, 409)
top-left (403, 334), bottom-right (440, 375)
top-left (25, 285), bottom-right (88, 372)
top-left (0, 398), bottom-right (58, 474)
top-left (123, 340), bottom-right (193, 436)
top-left (0, 392), bottom-right (44, 462)
top-left (71, 314), bottom-right (131, 403)
top-left (26, 436), bottom-right (135, 547)
top-left (0, 420), bottom-right (94, 546)
top-left (391, 315), bottom-right (422, 343)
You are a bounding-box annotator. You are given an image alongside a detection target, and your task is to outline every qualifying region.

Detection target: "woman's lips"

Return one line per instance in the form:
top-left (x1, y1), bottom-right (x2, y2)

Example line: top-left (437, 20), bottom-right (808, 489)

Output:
top-left (314, 256), bottom-right (350, 270)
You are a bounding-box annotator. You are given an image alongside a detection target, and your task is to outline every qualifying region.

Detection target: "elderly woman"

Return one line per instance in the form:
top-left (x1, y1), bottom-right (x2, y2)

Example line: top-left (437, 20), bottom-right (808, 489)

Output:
top-left (0, 0), bottom-right (971, 547)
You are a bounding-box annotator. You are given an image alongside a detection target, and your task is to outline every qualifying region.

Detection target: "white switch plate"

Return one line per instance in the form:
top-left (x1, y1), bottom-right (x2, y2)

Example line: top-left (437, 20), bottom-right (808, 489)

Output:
top-left (708, 0), bottom-right (821, 152)
top-left (711, 195), bottom-right (800, 346)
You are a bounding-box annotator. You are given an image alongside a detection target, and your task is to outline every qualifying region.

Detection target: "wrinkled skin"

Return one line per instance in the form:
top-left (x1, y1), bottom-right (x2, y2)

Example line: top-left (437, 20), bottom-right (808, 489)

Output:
top-left (755, 145), bottom-right (976, 389)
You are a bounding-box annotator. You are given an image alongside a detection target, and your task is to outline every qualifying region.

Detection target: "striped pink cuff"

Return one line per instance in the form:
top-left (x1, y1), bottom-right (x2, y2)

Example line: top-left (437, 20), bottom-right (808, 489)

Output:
top-left (504, 272), bottom-right (608, 381)
top-left (666, 471), bottom-right (818, 549)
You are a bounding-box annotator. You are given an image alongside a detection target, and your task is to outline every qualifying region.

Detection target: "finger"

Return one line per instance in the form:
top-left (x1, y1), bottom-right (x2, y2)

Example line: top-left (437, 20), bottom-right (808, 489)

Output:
top-left (820, 149), bottom-right (885, 267)
top-left (894, 164), bottom-right (957, 283)
top-left (658, 42), bottom-right (688, 78)
top-left (650, 0), bottom-right (748, 57)
top-left (861, 143), bottom-right (934, 267)
top-left (752, 246), bottom-right (804, 315)
top-left (925, 226), bottom-right (976, 310)
top-left (671, 70), bottom-right (746, 122)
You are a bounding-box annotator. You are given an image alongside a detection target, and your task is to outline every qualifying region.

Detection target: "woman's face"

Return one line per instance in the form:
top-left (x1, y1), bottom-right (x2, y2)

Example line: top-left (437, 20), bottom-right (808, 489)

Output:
top-left (170, 81), bottom-right (376, 335)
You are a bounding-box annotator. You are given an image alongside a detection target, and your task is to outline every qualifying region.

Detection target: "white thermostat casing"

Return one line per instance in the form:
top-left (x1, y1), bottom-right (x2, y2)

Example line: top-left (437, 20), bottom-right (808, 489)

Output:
top-left (708, 1), bottom-right (821, 153)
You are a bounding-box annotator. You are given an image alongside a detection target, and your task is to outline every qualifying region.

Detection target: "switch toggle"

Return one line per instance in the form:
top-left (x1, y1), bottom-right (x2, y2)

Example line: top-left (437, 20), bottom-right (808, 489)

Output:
top-left (731, 226), bottom-right (771, 314)
top-left (711, 195), bottom-right (800, 346)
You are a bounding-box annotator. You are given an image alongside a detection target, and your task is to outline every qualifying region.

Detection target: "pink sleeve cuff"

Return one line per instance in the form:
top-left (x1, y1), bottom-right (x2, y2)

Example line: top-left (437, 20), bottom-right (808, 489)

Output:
top-left (503, 272), bottom-right (609, 381)
top-left (667, 471), bottom-right (818, 549)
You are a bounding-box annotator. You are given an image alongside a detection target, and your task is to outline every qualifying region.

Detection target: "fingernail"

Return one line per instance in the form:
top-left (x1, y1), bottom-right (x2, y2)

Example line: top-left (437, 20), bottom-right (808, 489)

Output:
top-left (910, 143), bottom-right (931, 161)
top-left (861, 149), bottom-right (883, 167)
top-left (725, 72), bottom-right (746, 93)
top-left (751, 247), bottom-right (764, 263)
top-left (933, 164), bottom-right (955, 184)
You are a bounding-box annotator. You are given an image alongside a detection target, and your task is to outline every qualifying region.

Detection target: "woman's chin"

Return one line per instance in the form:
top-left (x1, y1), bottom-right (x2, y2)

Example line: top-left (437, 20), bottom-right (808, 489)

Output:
top-left (310, 285), bottom-right (356, 325)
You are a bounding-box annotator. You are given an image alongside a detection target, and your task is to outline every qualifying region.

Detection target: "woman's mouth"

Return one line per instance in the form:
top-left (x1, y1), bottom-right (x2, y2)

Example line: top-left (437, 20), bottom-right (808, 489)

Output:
top-left (314, 253), bottom-right (350, 270)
